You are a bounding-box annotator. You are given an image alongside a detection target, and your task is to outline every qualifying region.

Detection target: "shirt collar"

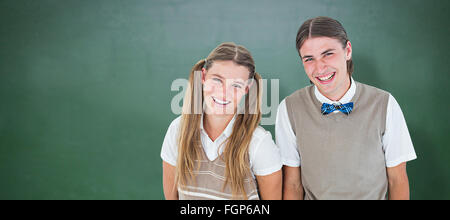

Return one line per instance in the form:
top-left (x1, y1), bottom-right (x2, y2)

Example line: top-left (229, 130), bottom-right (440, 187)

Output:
top-left (200, 113), bottom-right (236, 138)
top-left (314, 77), bottom-right (356, 104)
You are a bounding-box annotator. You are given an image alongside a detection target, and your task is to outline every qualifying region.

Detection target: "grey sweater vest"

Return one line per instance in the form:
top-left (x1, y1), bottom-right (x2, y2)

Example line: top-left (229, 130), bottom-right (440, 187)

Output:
top-left (178, 148), bottom-right (260, 200)
top-left (285, 82), bottom-right (389, 200)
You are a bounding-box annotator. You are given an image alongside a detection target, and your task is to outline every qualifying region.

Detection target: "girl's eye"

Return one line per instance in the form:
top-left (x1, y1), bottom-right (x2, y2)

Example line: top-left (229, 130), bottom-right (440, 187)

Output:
top-left (232, 84), bottom-right (242, 89)
top-left (213, 78), bottom-right (222, 84)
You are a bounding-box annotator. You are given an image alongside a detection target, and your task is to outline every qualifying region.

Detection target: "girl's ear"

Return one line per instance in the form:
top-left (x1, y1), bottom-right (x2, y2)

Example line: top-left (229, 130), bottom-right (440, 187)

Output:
top-left (201, 68), bottom-right (206, 84)
top-left (245, 78), bottom-right (254, 95)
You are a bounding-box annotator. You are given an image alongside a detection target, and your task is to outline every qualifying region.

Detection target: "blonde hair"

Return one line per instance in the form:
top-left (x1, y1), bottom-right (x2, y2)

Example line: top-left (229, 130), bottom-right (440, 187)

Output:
top-left (176, 42), bottom-right (262, 199)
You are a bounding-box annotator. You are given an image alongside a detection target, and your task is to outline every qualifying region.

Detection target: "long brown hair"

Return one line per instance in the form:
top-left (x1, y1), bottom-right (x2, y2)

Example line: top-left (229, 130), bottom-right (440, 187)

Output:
top-left (296, 16), bottom-right (354, 76)
top-left (176, 42), bottom-right (262, 199)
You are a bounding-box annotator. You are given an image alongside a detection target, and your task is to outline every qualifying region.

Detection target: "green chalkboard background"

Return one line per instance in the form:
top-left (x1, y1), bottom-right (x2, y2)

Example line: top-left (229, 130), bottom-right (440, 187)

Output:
top-left (1, 0), bottom-right (449, 200)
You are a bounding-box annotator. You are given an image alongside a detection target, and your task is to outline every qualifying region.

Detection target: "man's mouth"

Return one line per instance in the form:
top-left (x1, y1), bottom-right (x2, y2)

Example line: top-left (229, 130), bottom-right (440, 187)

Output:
top-left (316, 72), bottom-right (336, 83)
top-left (212, 97), bottom-right (231, 106)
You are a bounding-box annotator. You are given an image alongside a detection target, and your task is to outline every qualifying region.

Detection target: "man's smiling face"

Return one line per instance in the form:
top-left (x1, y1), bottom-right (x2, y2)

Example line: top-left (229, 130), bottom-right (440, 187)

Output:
top-left (299, 36), bottom-right (352, 101)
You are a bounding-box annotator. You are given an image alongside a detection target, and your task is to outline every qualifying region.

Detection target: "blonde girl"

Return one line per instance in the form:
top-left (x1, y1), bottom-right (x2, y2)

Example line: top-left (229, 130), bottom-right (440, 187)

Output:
top-left (161, 42), bottom-right (282, 200)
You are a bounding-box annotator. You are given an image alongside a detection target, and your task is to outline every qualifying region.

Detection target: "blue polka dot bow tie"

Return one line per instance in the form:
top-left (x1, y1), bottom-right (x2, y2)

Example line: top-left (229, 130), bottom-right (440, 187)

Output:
top-left (321, 102), bottom-right (354, 115)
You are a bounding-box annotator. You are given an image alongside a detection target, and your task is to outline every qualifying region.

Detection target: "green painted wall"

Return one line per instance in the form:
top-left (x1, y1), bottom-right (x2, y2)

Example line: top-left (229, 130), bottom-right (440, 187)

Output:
top-left (1, 0), bottom-right (448, 199)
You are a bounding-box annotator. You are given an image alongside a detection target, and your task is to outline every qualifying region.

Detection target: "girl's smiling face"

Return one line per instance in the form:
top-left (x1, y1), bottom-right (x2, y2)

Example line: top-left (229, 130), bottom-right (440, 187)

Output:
top-left (202, 60), bottom-right (250, 115)
top-left (299, 36), bottom-right (352, 101)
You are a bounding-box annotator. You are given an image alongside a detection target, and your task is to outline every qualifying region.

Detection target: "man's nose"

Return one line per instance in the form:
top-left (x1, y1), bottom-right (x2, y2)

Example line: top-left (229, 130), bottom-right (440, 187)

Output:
top-left (315, 59), bottom-right (327, 73)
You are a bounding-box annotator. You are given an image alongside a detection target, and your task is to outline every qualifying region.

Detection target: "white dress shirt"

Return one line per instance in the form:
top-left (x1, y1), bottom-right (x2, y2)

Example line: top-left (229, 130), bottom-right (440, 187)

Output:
top-left (161, 114), bottom-right (282, 177)
top-left (275, 77), bottom-right (417, 168)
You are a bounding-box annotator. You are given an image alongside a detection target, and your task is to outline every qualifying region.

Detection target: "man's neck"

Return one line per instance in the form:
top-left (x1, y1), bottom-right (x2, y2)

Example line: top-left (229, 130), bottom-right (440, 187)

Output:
top-left (320, 77), bottom-right (351, 102)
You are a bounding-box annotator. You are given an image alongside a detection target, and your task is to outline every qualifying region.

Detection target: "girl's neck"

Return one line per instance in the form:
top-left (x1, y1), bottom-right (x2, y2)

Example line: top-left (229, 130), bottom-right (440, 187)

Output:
top-left (203, 113), bottom-right (234, 142)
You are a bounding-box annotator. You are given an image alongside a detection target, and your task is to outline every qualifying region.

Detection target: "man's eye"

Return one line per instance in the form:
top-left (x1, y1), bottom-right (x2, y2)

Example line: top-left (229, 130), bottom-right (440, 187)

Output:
top-left (325, 52), bottom-right (333, 56)
top-left (304, 58), bottom-right (313, 62)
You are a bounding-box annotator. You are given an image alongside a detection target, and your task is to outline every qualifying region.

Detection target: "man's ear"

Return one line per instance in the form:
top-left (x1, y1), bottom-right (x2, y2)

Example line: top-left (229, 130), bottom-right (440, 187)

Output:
top-left (345, 41), bottom-right (352, 61)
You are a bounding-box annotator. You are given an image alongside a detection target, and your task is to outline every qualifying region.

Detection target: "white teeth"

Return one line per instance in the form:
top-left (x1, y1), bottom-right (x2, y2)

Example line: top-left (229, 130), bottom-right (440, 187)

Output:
top-left (318, 73), bottom-right (335, 81)
top-left (213, 97), bottom-right (231, 105)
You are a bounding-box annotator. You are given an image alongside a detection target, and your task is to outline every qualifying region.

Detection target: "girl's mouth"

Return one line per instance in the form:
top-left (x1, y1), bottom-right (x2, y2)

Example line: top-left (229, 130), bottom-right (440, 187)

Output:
top-left (316, 72), bottom-right (336, 84)
top-left (212, 97), bottom-right (231, 106)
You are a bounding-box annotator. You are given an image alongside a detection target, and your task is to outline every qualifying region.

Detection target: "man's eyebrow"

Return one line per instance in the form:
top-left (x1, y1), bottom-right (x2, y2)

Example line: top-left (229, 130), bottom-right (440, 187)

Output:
top-left (321, 49), bottom-right (335, 55)
top-left (302, 49), bottom-right (336, 59)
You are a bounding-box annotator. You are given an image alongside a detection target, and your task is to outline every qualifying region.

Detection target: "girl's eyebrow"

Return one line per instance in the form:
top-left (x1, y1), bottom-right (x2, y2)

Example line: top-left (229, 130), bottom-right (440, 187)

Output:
top-left (211, 73), bottom-right (224, 79)
top-left (234, 81), bottom-right (245, 86)
top-left (211, 73), bottom-right (245, 86)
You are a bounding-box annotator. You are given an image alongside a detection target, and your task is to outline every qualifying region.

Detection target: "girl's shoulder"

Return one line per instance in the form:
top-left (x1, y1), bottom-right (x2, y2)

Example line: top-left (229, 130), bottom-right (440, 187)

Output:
top-left (248, 126), bottom-right (282, 176)
top-left (252, 125), bottom-right (272, 138)
top-left (167, 115), bottom-right (182, 132)
top-left (250, 126), bottom-right (275, 147)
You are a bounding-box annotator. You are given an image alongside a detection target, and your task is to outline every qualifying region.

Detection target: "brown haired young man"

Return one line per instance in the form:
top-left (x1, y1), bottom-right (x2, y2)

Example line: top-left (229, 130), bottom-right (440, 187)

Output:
top-left (276, 17), bottom-right (417, 200)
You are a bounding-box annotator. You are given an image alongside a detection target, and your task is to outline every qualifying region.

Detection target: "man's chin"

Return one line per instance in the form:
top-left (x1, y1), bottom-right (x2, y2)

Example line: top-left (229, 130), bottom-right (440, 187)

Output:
top-left (316, 84), bottom-right (337, 98)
